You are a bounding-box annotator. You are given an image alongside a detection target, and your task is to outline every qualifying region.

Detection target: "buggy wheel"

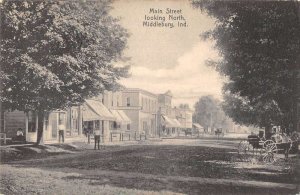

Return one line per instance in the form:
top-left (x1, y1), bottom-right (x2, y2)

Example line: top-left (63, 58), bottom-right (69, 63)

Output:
top-left (262, 140), bottom-right (277, 164)
top-left (238, 140), bottom-right (253, 161)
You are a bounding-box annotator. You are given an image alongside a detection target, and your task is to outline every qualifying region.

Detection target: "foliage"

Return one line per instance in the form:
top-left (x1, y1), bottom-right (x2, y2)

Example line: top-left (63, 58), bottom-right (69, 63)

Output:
top-left (193, 95), bottom-right (231, 131)
top-left (192, 1), bottom-right (300, 130)
top-left (0, 0), bottom-right (129, 113)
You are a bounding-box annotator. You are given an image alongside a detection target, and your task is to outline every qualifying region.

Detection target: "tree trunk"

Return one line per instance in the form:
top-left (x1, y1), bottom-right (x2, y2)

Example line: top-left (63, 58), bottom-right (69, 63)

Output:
top-left (36, 111), bottom-right (45, 145)
top-left (292, 55), bottom-right (300, 133)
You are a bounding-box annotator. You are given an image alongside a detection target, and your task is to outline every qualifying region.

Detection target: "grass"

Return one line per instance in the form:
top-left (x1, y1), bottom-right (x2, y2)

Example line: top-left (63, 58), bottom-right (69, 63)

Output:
top-left (0, 144), bottom-right (79, 163)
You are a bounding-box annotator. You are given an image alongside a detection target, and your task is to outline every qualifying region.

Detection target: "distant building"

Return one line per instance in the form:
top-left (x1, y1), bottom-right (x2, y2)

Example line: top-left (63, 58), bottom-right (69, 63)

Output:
top-left (158, 91), bottom-right (181, 137)
top-left (174, 107), bottom-right (193, 135)
top-left (120, 88), bottom-right (158, 137)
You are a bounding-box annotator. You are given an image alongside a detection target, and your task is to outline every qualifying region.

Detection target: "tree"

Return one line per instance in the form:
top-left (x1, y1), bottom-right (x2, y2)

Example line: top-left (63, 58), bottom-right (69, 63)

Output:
top-left (193, 95), bottom-right (230, 132)
top-left (0, 0), bottom-right (130, 144)
top-left (192, 1), bottom-right (300, 135)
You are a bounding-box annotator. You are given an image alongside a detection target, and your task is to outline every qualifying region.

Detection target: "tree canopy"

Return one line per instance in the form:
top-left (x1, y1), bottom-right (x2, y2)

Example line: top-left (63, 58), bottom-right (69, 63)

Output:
top-left (193, 95), bottom-right (231, 131)
top-left (192, 1), bottom-right (300, 132)
top-left (0, 0), bottom-right (129, 113)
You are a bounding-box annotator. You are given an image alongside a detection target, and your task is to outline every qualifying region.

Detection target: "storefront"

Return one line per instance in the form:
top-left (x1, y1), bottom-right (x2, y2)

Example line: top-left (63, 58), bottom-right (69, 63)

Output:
top-left (109, 109), bottom-right (132, 141)
top-left (161, 115), bottom-right (181, 137)
top-left (82, 99), bottom-right (115, 143)
top-left (1, 107), bottom-right (81, 143)
top-left (193, 123), bottom-right (204, 135)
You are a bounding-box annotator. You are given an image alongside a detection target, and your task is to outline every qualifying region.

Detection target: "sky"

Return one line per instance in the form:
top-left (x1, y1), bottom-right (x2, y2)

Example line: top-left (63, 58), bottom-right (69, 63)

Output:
top-left (111, 0), bottom-right (224, 108)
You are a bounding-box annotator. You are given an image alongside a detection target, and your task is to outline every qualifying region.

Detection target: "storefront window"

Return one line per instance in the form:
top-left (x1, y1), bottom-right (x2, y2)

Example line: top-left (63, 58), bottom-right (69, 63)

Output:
top-left (127, 124), bottom-right (130, 130)
top-left (87, 121), bottom-right (94, 134)
top-left (72, 109), bottom-right (78, 132)
top-left (44, 112), bottom-right (49, 131)
top-left (110, 121), bottom-right (120, 130)
top-left (95, 120), bottom-right (100, 130)
top-left (143, 121), bottom-right (148, 131)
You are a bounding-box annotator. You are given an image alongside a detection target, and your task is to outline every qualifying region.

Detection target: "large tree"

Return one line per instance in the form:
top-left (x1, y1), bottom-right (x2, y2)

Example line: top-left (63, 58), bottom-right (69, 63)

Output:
top-left (0, 0), bottom-right (129, 144)
top-left (192, 1), bottom-right (300, 135)
top-left (193, 95), bottom-right (230, 132)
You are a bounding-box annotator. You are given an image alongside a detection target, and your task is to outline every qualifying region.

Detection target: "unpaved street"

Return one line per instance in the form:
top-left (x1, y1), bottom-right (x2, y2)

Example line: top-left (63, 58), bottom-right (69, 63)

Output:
top-left (1, 140), bottom-right (299, 195)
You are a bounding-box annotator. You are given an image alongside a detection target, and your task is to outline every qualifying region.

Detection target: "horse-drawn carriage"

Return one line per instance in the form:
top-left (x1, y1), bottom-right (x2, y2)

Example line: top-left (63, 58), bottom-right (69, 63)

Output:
top-left (237, 128), bottom-right (299, 164)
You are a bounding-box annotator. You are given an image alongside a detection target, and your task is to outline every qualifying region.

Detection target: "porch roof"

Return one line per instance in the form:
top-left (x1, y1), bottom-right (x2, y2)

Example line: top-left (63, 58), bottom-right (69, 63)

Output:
top-left (193, 123), bottom-right (204, 129)
top-left (117, 110), bottom-right (131, 124)
top-left (83, 99), bottom-right (115, 121)
top-left (109, 109), bottom-right (123, 122)
top-left (173, 118), bottom-right (182, 128)
top-left (162, 115), bottom-right (180, 128)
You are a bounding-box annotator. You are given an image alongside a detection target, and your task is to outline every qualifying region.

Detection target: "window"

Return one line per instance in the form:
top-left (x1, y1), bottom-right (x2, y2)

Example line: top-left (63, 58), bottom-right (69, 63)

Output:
top-left (110, 121), bottom-right (120, 129)
top-left (94, 120), bottom-right (100, 130)
top-left (111, 100), bottom-right (113, 107)
top-left (145, 99), bottom-right (147, 111)
top-left (127, 124), bottom-right (130, 130)
top-left (143, 121), bottom-right (148, 131)
top-left (117, 96), bottom-right (119, 106)
top-left (28, 112), bottom-right (36, 132)
top-left (127, 97), bottom-right (130, 106)
top-left (72, 109), bottom-right (78, 130)
top-left (44, 112), bottom-right (50, 131)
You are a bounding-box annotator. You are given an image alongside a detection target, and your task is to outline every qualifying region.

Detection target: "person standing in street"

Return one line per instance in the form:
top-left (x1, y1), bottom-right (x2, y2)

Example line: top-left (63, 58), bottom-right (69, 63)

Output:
top-left (94, 128), bottom-right (101, 150)
top-left (58, 123), bottom-right (65, 143)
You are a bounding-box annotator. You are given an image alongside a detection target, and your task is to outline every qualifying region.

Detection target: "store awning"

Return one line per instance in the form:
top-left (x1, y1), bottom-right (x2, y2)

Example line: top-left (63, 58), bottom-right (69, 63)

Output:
top-left (110, 109), bottom-right (131, 124)
top-left (117, 110), bottom-right (131, 124)
top-left (82, 107), bottom-right (100, 121)
top-left (110, 109), bottom-right (123, 122)
top-left (83, 99), bottom-right (115, 121)
top-left (173, 119), bottom-right (182, 128)
top-left (162, 115), bottom-right (180, 128)
top-left (193, 123), bottom-right (204, 129)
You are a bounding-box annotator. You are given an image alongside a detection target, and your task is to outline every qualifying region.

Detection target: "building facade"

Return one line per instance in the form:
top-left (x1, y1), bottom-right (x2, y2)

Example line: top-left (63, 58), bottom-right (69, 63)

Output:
top-left (82, 99), bottom-right (116, 143)
top-left (1, 106), bottom-right (82, 143)
top-left (97, 91), bottom-right (132, 141)
top-left (158, 91), bottom-right (182, 137)
top-left (120, 88), bottom-right (158, 138)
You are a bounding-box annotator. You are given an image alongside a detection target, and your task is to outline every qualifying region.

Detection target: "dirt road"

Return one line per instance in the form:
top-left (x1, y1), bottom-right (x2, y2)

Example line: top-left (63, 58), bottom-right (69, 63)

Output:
top-left (1, 140), bottom-right (299, 194)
